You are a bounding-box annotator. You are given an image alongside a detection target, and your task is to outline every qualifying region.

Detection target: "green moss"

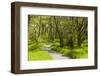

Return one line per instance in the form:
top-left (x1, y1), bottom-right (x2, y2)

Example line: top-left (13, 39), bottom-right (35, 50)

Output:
top-left (28, 48), bottom-right (53, 61)
top-left (28, 43), bottom-right (39, 51)
top-left (51, 44), bottom-right (88, 59)
top-left (67, 47), bottom-right (88, 59)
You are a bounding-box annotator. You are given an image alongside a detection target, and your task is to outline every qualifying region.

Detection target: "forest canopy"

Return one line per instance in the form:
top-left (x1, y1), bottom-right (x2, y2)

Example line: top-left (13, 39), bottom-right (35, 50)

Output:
top-left (28, 15), bottom-right (88, 61)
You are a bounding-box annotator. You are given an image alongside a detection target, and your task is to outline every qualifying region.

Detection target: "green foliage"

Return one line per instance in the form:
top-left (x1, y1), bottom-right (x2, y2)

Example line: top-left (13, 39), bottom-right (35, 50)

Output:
top-left (28, 42), bottom-right (48, 51)
top-left (81, 40), bottom-right (88, 47)
top-left (28, 48), bottom-right (53, 60)
top-left (51, 43), bottom-right (70, 55)
top-left (67, 47), bottom-right (88, 58)
top-left (41, 40), bottom-right (49, 45)
top-left (28, 40), bottom-right (33, 45)
top-left (51, 42), bottom-right (88, 59)
top-left (28, 43), bottom-right (39, 51)
top-left (51, 42), bottom-right (60, 52)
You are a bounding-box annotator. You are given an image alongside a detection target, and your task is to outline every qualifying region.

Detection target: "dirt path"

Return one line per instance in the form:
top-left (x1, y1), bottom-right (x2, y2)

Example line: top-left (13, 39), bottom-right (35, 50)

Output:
top-left (41, 44), bottom-right (69, 60)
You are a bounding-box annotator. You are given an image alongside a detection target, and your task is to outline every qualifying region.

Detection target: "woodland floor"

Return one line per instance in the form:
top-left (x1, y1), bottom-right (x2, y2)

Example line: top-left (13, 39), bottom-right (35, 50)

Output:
top-left (28, 43), bottom-right (88, 61)
top-left (41, 44), bottom-right (69, 60)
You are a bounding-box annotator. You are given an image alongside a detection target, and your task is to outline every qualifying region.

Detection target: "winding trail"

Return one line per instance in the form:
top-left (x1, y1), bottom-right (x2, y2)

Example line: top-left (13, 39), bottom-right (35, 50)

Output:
top-left (41, 44), bottom-right (69, 60)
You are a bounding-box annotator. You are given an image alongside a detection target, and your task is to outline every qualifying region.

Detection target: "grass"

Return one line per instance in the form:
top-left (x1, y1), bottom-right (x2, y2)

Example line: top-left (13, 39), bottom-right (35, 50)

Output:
top-left (28, 48), bottom-right (53, 61)
top-left (51, 42), bottom-right (88, 59)
top-left (28, 41), bottom-right (88, 60)
top-left (67, 47), bottom-right (88, 58)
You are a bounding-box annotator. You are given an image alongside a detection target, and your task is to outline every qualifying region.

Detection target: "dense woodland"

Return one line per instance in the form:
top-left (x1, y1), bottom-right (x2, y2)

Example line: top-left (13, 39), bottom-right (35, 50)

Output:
top-left (28, 15), bottom-right (88, 60)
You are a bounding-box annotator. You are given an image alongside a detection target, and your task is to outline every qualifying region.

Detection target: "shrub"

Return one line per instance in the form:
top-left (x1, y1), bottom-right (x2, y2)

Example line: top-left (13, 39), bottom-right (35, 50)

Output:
top-left (81, 40), bottom-right (88, 47)
top-left (67, 47), bottom-right (88, 58)
top-left (52, 42), bottom-right (88, 59)
top-left (52, 45), bottom-right (70, 55)
top-left (41, 40), bottom-right (49, 45)
top-left (28, 43), bottom-right (39, 51)
top-left (61, 48), bottom-right (70, 55)
top-left (82, 47), bottom-right (88, 53)
top-left (51, 42), bottom-right (60, 51)
top-left (51, 45), bottom-right (59, 52)
top-left (52, 42), bottom-right (60, 46)
top-left (28, 40), bottom-right (33, 45)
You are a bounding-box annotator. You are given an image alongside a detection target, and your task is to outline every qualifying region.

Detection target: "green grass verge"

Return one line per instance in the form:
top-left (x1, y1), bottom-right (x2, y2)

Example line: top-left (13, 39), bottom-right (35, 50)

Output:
top-left (28, 48), bottom-right (53, 61)
top-left (51, 43), bottom-right (88, 59)
top-left (68, 47), bottom-right (88, 59)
